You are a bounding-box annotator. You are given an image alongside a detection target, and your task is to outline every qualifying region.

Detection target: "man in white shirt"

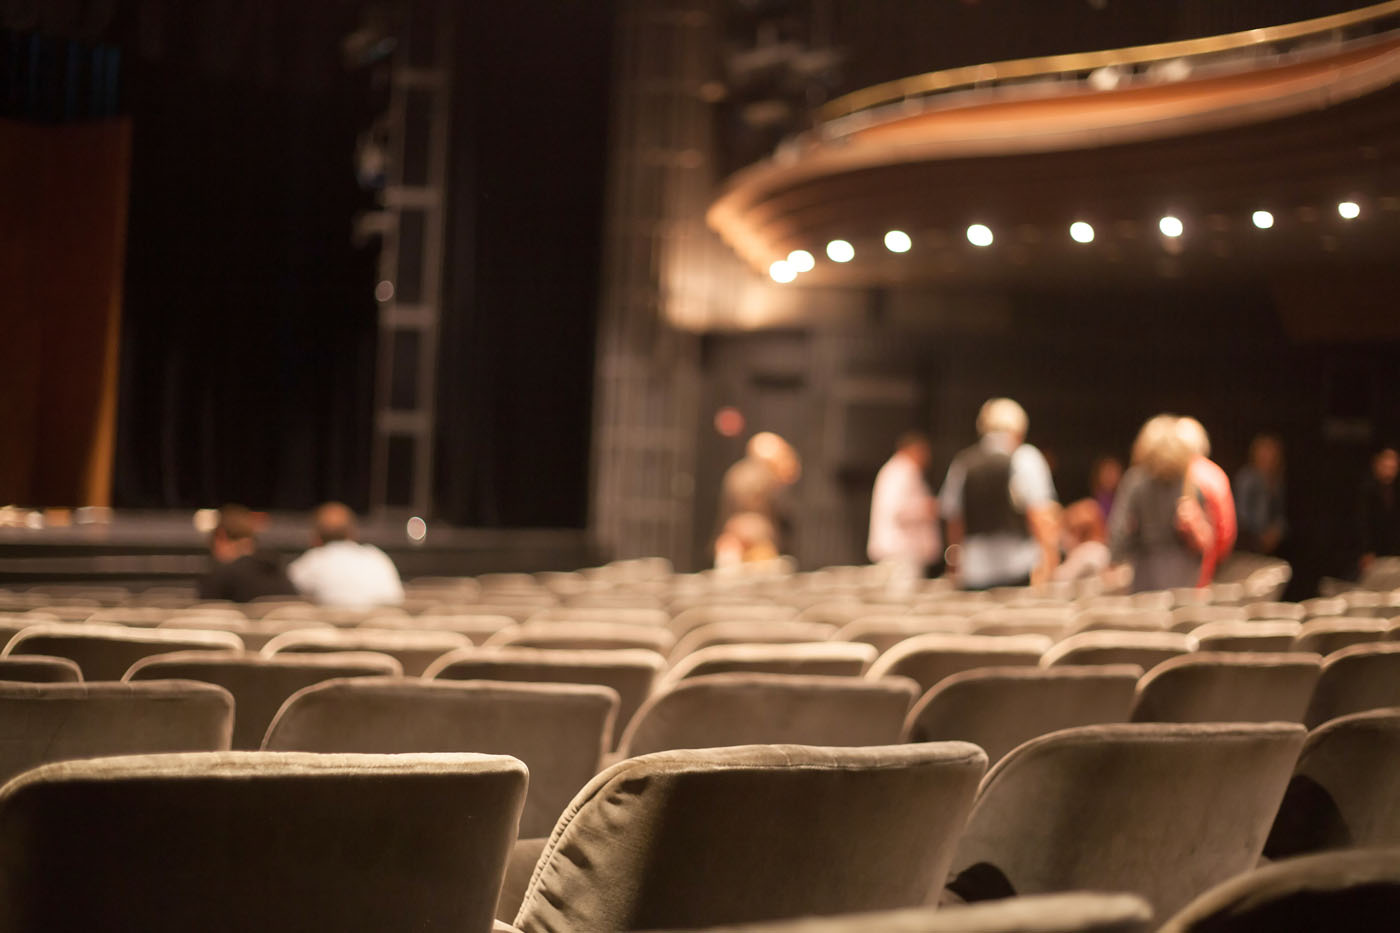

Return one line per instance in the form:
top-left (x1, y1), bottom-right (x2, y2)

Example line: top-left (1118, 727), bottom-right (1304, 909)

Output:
top-left (287, 502), bottom-right (405, 608)
top-left (868, 431), bottom-right (940, 595)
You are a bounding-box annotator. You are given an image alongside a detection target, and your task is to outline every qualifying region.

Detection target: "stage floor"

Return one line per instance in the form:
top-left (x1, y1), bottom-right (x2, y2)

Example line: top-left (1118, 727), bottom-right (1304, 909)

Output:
top-left (0, 511), bottom-right (595, 585)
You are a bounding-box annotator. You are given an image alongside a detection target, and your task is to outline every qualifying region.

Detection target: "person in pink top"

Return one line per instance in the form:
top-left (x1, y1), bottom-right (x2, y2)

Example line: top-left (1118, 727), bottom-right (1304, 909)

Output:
top-left (1177, 417), bottom-right (1236, 586)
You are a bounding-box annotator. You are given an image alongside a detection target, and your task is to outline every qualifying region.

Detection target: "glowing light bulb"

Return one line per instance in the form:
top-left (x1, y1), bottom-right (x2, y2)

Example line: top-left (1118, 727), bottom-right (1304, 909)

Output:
top-left (1069, 221), bottom-right (1095, 244)
top-left (883, 230), bottom-right (912, 253)
top-left (768, 260), bottom-right (796, 283)
top-left (1338, 201), bottom-right (1360, 220)
top-left (826, 239), bottom-right (855, 263)
top-left (786, 249), bottom-right (815, 272)
top-left (1252, 210), bottom-right (1274, 229)
top-left (966, 224), bottom-right (994, 247)
top-left (1159, 215), bottom-right (1184, 238)
top-left (406, 517), bottom-right (427, 542)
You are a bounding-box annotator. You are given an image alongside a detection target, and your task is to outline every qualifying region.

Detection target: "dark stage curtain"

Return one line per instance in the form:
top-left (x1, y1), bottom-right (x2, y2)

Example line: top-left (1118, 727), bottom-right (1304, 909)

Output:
top-left (112, 58), bottom-right (378, 511)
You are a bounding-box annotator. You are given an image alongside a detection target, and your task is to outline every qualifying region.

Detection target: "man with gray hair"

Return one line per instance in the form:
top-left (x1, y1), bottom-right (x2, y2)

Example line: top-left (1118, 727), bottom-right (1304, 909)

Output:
top-left (939, 398), bottom-right (1060, 589)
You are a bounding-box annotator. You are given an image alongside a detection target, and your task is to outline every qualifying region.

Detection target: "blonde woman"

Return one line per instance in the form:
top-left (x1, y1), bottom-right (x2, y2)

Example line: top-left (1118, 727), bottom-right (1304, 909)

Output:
top-left (1107, 415), bottom-right (1213, 592)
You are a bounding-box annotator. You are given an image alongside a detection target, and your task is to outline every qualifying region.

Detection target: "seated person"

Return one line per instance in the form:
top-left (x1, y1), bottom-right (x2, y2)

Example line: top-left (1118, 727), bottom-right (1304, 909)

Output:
top-left (1054, 499), bottom-right (1110, 582)
top-left (197, 504), bottom-right (297, 603)
top-left (287, 502), bottom-right (404, 608)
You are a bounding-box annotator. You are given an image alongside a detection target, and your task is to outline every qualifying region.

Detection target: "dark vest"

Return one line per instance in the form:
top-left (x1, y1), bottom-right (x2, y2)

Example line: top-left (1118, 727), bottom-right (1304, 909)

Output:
top-left (958, 444), bottom-right (1024, 537)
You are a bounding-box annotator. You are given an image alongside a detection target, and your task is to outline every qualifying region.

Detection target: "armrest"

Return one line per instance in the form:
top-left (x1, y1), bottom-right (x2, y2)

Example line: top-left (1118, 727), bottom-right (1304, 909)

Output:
top-left (493, 922), bottom-right (524, 933)
top-left (496, 836), bottom-right (550, 922)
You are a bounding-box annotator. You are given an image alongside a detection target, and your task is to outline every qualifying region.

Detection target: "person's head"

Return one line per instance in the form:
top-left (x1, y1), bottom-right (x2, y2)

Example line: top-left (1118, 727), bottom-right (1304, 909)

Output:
top-left (1090, 456), bottom-right (1122, 495)
top-left (1175, 416), bottom-right (1211, 458)
top-left (1133, 414), bottom-right (1193, 481)
top-left (977, 398), bottom-right (1028, 444)
top-left (211, 504), bottom-right (259, 563)
top-left (1063, 498), bottom-right (1107, 547)
top-left (1249, 433), bottom-right (1284, 475)
top-left (312, 502), bottom-right (358, 546)
top-left (748, 431), bottom-right (801, 484)
top-left (1375, 447), bottom-right (1399, 485)
top-left (896, 430), bottom-right (932, 470)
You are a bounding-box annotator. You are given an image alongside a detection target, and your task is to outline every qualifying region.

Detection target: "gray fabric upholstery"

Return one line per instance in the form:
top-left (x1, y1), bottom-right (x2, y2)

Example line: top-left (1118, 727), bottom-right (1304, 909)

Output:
top-left (1265, 709), bottom-right (1400, 858)
top-left (1243, 602), bottom-right (1305, 622)
top-left (4, 623), bottom-right (243, 680)
top-left (360, 613), bottom-right (519, 642)
top-left (487, 621), bottom-right (675, 654)
top-left (1160, 847), bottom-right (1400, 933)
top-left (260, 628), bottom-right (469, 676)
top-left (159, 616), bottom-right (333, 652)
top-left (669, 621), bottom-right (838, 662)
top-left (646, 892), bottom-right (1154, 932)
top-left (425, 646), bottom-right (665, 748)
top-left (0, 680), bottom-right (233, 785)
top-left (1041, 631), bottom-right (1195, 670)
top-left (1170, 606), bottom-right (1247, 633)
top-left (1292, 618), bottom-right (1388, 656)
top-left (1130, 653), bottom-right (1321, 724)
top-left (833, 616), bottom-right (970, 654)
top-left (264, 676), bottom-right (616, 838)
top-left (0, 655), bottom-right (81, 683)
top-left (514, 743), bottom-right (987, 932)
top-left (904, 665), bottom-right (1140, 764)
top-left (126, 650), bottom-right (401, 750)
top-left (619, 673), bottom-right (918, 758)
top-left (0, 751), bottom-right (526, 932)
top-left (1189, 621), bottom-right (1299, 653)
top-left (1302, 643), bottom-right (1400, 728)
top-left (868, 634), bottom-right (1052, 694)
top-left (664, 642), bottom-right (875, 685)
top-left (949, 722), bottom-right (1306, 918)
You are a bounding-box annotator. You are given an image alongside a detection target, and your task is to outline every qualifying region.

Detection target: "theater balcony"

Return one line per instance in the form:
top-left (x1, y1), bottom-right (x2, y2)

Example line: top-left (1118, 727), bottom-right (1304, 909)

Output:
top-left (707, 1), bottom-right (1400, 290)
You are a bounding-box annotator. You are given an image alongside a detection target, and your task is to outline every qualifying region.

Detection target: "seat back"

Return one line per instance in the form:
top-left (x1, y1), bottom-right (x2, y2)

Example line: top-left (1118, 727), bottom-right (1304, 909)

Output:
top-left (126, 650), bottom-right (401, 750)
top-left (513, 743), bottom-right (986, 932)
top-left (832, 615), bottom-right (969, 654)
top-left (868, 634), bottom-right (1051, 694)
top-left (1072, 609), bottom-right (1173, 634)
top-left (0, 680), bottom-right (233, 784)
top-left (486, 620), bottom-right (674, 654)
top-left (1293, 618), bottom-right (1389, 656)
top-left (1041, 631), bottom-right (1195, 670)
top-left (260, 628), bottom-right (468, 676)
top-left (5, 623), bottom-right (243, 680)
top-left (620, 673), bottom-right (918, 758)
top-left (1160, 848), bottom-right (1400, 933)
top-left (1244, 602), bottom-right (1306, 622)
top-left (662, 892), bottom-right (1154, 932)
top-left (359, 613), bottom-right (515, 643)
top-left (949, 722), bottom-right (1306, 919)
top-left (264, 677), bottom-right (615, 838)
top-left (1190, 620), bottom-right (1299, 653)
top-left (0, 655), bottom-right (81, 683)
top-left (1170, 605), bottom-right (1246, 633)
top-left (904, 665), bottom-right (1140, 764)
top-left (0, 751), bottom-right (525, 932)
top-left (664, 642), bottom-right (875, 684)
top-left (1303, 643), bottom-right (1400, 728)
top-left (668, 604), bottom-right (798, 639)
top-left (669, 620), bottom-right (837, 662)
top-left (425, 646), bottom-right (664, 748)
top-left (1265, 708), bottom-right (1400, 858)
top-left (1131, 652), bottom-right (1322, 724)
top-left (160, 617), bottom-right (332, 652)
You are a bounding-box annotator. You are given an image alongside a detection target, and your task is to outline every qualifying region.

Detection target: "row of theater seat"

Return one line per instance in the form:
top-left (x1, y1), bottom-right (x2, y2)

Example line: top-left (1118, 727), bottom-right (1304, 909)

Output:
top-left (0, 715), bottom-right (1395, 930)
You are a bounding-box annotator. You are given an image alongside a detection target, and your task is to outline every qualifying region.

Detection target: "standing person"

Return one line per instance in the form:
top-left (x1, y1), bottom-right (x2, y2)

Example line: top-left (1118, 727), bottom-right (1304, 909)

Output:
top-left (1359, 446), bottom-right (1400, 575)
top-left (196, 504), bottom-right (297, 603)
top-left (1089, 455), bottom-right (1123, 522)
top-left (716, 431), bottom-right (801, 556)
top-left (940, 398), bottom-right (1059, 589)
top-left (1235, 433), bottom-right (1287, 555)
top-left (287, 502), bottom-right (404, 608)
top-left (1109, 415), bottom-right (1213, 593)
top-left (868, 431), bottom-right (940, 594)
top-left (1177, 417), bottom-right (1236, 586)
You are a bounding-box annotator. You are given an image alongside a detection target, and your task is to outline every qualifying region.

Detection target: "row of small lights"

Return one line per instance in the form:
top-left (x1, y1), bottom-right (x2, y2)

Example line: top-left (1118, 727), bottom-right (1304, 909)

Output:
top-left (768, 200), bottom-right (1365, 282)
